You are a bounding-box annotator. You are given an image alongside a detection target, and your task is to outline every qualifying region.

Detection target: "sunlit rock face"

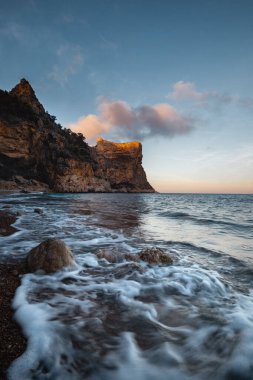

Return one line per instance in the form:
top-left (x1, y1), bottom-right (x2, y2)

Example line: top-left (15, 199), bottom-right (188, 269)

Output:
top-left (9, 78), bottom-right (45, 115)
top-left (92, 138), bottom-right (154, 192)
top-left (0, 79), bottom-right (154, 193)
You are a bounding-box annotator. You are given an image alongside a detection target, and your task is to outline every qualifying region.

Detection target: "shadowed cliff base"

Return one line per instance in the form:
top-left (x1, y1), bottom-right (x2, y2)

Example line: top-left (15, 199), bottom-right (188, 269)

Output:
top-left (0, 79), bottom-right (154, 193)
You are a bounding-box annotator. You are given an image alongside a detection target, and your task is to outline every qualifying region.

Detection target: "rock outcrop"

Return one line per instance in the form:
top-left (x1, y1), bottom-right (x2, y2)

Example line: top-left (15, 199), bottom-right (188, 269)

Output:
top-left (92, 138), bottom-right (154, 192)
top-left (0, 211), bottom-right (18, 236)
top-left (27, 239), bottom-right (75, 273)
top-left (0, 79), bottom-right (154, 193)
top-left (139, 247), bottom-right (173, 265)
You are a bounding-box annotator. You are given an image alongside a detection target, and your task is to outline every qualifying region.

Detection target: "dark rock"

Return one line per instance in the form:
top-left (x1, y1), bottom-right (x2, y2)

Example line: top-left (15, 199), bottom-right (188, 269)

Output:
top-left (27, 239), bottom-right (75, 273)
top-left (0, 211), bottom-right (18, 236)
top-left (11, 269), bottom-right (19, 276)
top-left (113, 262), bottom-right (144, 278)
top-left (96, 249), bottom-right (125, 263)
top-left (124, 253), bottom-right (139, 262)
top-left (34, 208), bottom-right (43, 215)
top-left (139, 247), bottom-right (173, 265)
top-left (14, 175), bottom-right (27, 184)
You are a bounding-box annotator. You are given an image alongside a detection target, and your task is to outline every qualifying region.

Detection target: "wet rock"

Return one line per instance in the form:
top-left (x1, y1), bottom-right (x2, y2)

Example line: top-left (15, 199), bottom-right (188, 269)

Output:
top-left (11, 269), bottom-right (19, 276)
top-left (14, 175), bottom-right (27, 184)
top-left (0, 211), bottom-right (18, 236)
top-left (96, 249), bottom-right (125, 263)
top-left (34, 207), bottom-right (43, 214)
top-left (27, 239), bottom-right (75, 273)
top-left (2, 205), bottom-right (12, 209)
top-left (113, 262), bottom-right (145, 279)
top-left (20, 189), bottom-right (29, 194)
top-left (124, 253), bottom-right (139, 262)
top-left (139, 247), bottom-right (173, 265)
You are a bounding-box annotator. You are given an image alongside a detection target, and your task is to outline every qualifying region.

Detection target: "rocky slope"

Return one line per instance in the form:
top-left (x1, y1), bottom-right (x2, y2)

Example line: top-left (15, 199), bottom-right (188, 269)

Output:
top-left (0, 79), bottom-right (154, 192)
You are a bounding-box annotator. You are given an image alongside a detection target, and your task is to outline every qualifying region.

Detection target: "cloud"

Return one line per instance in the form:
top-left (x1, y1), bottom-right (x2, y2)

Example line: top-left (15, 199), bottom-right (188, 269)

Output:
top-left (168, 81), bottom-right (253, 108)
top-left (99, 34), bottom-right (118, 51)
top-left (169, 81), bottom-right (206, 101)
top-left (0, 21), bottom-right (36, 46)
top-left (48, 45), bottom-right (84, 86)
top-left (69, 114), bottom-right (111, 141)
top-left (69, 98), bottom-right (194, 143)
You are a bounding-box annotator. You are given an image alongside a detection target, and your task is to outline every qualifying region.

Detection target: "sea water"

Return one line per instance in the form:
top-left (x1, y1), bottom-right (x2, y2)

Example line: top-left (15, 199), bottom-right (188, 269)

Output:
top-left (0, 192), bottom-right (253, 380)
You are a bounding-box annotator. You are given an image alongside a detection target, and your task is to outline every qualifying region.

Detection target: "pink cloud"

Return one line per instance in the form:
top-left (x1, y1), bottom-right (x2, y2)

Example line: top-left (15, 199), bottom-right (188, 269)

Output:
top-left (69, 114), bottom-right (110, 143)
top-left (69, 98), bottom-right (194, 143)
top-left (169, 81), bottom-right (206, 101)
top-left (99, 98), bottom-right (136, 126)
top-left (169, 81), bottom-right (253, 108)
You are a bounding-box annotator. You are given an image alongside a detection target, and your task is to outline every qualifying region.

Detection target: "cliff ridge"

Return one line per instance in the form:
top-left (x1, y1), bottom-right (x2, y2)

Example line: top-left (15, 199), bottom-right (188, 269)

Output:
top-left (0, 79), bottom-right (154, 193)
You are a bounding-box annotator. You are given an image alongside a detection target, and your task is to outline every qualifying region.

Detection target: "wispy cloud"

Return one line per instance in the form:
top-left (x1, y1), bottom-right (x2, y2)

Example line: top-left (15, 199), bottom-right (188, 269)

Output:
top-left (0, 21), bottom-right (31, 44)
top-left (48, 44), bottom-right (84, 86)
top-left (169, 81), bottom-right (206, 101)
top-left (69, 97), bottom-right (194, 143)
top-left (168, 81), bottom-right (253, 108)
top-left (99, 33), bottom-right (118, 51)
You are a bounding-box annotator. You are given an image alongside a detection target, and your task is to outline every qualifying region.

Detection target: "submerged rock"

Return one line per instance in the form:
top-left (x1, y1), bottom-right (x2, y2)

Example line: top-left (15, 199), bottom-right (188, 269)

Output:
top-left (27, 239), bottom-right (75, 273)
top-left (96, 249), bottom-right (139, 263)
top-left (0, 211), bottom-right (18, 236)
top-left (34, 207), bottom-right (43, 215)
top-left (96, 249), bottom-right (125, 263)
top-left (139, 247), bottom-right (173, 265)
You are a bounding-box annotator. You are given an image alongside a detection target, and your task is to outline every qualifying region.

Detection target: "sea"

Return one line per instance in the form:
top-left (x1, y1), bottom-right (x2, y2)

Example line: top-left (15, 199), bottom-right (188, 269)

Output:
top-left (0, 192), bottom-right (253, 380)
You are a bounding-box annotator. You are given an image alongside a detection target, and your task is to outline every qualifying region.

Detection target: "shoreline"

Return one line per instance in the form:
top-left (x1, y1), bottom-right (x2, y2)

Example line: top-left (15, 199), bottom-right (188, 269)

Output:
top-left (0, 260), bottom-right (27, 380)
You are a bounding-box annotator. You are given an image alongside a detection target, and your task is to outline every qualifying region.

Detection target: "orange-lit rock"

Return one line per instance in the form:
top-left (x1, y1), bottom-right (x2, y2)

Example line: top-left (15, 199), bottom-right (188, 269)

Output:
top-left (0, 79), bottom-right (155, 193)
top-left (92, 138), bottom-right (154, 192)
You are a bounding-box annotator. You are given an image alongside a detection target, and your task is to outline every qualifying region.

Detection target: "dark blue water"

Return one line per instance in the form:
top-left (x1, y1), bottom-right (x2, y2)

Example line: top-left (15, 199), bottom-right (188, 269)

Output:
top-left (1, 192), bottom-right (253, 380)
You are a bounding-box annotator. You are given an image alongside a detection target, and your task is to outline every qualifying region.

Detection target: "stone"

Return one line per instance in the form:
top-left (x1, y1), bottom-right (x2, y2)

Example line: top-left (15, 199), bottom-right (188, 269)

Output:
top-left (139, 247), bottom-right (173, 265)
top-left (27, 239), bottom-right (75, 273)
top-left (11, 269), bottom-right (19, 276)
top-left (124, 253), bottom-right (139, 262)
top-left (34, 208), bottom-right (43, 214)
top-left (96, 249), bottom-right (124, 263)
top-left (0, 211), bottom-right (18, 236)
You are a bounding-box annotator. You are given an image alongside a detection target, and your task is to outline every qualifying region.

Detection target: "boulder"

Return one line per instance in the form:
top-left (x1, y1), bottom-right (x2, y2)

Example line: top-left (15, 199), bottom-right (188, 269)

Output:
top-left (0, 211), bottom-right (18, 236)
top-left (27, 239), bottom-right (75, 273)
top-left (34, 208), bottom-right (43, 214)
top-left (96, 249), bottom-right (124, 263)
top-left (139, 247), bottom-right (173, 265)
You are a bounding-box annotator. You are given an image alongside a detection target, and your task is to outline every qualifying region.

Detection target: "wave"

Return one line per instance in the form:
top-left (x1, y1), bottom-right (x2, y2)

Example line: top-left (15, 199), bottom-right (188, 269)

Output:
top-left (159, 210), bottom-right (251, 230)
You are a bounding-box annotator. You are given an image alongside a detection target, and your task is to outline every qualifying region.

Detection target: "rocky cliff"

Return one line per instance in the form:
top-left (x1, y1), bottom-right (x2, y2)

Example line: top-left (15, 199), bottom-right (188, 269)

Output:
top-left (0, 79), bottom-right (154, 193)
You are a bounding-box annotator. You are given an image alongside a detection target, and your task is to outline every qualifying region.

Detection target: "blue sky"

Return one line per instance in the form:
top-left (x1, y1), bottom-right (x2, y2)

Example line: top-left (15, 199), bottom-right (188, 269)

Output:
top-left (0, 0), bottom-right (253, 193)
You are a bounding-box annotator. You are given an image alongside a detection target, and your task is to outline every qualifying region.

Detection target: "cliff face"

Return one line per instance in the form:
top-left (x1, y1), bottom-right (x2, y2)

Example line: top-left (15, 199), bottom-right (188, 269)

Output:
top-left (0, 79), bottom-right (154, 193)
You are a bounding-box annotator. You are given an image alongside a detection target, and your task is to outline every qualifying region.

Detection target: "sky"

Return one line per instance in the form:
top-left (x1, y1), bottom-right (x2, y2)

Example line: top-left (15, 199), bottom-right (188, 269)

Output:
top-left (0, 0), bottom-right (253, 193)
